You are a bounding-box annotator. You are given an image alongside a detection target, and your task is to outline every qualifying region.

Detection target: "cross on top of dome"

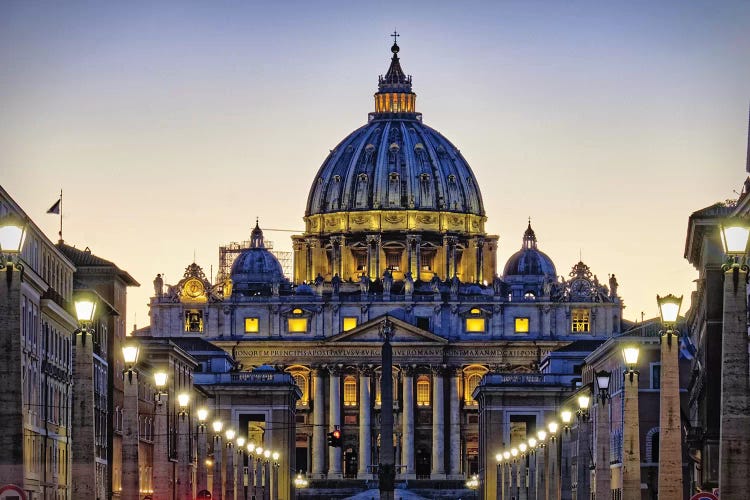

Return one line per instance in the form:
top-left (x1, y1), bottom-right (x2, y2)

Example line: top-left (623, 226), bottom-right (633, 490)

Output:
top-left (378, 32), bottom-right (412, 92)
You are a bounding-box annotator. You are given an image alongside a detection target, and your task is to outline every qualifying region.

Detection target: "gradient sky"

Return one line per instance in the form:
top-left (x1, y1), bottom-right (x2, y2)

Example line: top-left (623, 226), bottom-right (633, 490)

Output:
top-left (2, 0), bottom-right (749, 330)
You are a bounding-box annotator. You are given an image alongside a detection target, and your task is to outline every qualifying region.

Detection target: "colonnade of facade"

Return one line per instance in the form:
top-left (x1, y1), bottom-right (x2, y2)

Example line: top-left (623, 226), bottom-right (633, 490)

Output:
top-left (300, 364), bottom-right (476, 480)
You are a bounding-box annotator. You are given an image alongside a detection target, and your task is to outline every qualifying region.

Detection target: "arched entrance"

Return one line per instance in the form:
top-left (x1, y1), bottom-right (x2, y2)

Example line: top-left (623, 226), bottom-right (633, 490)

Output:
top-left (344, 446), bottom-right (358, 478)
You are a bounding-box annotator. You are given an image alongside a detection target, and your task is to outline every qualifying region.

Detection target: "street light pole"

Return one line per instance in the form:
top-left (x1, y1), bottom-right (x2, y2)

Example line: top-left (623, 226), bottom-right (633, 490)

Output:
top-left (121, 339), bottom-right (141, 500)
top-left (621, 345), bottom-right (641, 500)
top-left (594, 371), bottom-right (611, 500)
top-left (152, 370), bottom-right (171, 498)
top-left (656, 294), bottom-right (684, 500)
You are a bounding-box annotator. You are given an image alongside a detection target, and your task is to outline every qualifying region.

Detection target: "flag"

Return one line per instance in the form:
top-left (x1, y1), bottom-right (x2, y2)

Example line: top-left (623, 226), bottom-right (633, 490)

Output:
top-left (47, 199), bottom-right (61, 214)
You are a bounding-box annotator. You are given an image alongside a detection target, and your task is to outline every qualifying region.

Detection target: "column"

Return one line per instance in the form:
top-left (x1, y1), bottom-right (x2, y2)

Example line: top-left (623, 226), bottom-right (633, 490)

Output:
top-left (431, 367), bottom-right (446, 479)
top-left (519, 456), bottom-right (528, 500)
top-left (255, 453), bottom-right (263, 500)
top-left (358, 366), bottom-right (373, 479)
top-left (248, 453), bottom-right (256, 499)
top-left (225, 443), bottom-right (235, 500)
top-left (536, 449), bottom-right (545, 500)
top-left (475, 237), bottom-right (485, 283)
top-left (448, 368), bottom-right (461, 478)
top-left (264, 460), bottom-right (271, 500)
top-left (213, 436), bottom-right (223, 500)
top-left (328, 366), bottom-right (343, 478)
top-left (197, 424), bottom-right (209, 496)
top-left (401, 366), bottom-right (416, 479)
top-left (406, 235), bottom-right (421, 277)
top-left (622, 370), bottom-right (641, 500)
top-left (594, 402), bottom-right (610, 500)
top-left (152, 398), bottom-right (171, 497)
top-left (178, 414), bottom-right (193, 500)
top-left (121, 372), bottom-right (140, 500)
top-left (71, 331), bottom-right (96, 498)
top-left (311, 368), bottom-right (326, 478)
top-left (719, 265), bottom-right (750, 499)
top-left (366, 235), bottom-right (381, 281)
top-left (576, 420), bottom-right (590, 500)
top-left (547, 437), bottom-right (558, 500)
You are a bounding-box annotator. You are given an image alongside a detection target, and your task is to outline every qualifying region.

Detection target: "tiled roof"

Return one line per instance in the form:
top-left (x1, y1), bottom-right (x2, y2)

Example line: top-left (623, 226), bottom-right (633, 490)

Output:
top-left (57, 243), bottom-right (139, 286)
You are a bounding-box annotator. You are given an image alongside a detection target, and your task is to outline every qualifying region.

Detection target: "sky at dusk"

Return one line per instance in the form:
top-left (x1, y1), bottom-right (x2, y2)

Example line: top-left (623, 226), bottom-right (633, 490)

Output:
top-left (2, 0), bottom-right (749, 330)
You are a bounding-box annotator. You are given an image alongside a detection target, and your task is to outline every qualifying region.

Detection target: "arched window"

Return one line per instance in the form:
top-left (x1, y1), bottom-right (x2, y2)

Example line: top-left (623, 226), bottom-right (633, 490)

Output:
top-left (416, 376), bottom-right (430, 406)
top-left (465, 374), bottom-right (482, 403)
top-left (343, 376), bottom-right (357, 407)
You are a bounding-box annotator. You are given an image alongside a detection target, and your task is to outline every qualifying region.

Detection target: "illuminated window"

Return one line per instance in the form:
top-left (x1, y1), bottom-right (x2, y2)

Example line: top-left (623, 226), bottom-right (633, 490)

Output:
top-left (184, 310), bottom-right (203, 333)
top-left (244, 317), bottom-right (259, 333)
top-left (343, 317), bottom-right (358, 332)
top-left (515, 317), bottom-right (529, 333)
top-left (571, 309), bottom-right (590, 333)
top-left (416, 376), bottom-right (430, 406)
top-left (343, 376), bottom-right (357, 406)
top-left (375, 374), bottom-right (398, 405)
top-left (288, 308), bottom-right (308, 333)
top-left (465, 308), bottom-right (485, 333)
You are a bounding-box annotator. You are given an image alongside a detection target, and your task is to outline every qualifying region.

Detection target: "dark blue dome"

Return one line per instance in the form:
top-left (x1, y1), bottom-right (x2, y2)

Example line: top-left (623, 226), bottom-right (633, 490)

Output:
top-left (305, 119), bottom-right (485, 216)
top-left (230, 223), bottom-right (286, 288)
top-left (503, 223), bottom-right (557, 277)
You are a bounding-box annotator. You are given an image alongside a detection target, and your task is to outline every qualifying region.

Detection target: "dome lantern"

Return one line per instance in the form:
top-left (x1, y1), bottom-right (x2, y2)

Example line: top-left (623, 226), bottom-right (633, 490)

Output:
top-left (374, 32), bottom-right (417, 116)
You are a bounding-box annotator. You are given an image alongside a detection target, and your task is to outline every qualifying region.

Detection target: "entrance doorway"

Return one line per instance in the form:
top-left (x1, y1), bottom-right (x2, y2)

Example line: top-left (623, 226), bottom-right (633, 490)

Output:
top-left (344, 447), bottom-right (358, 478)
top-left (416, 448), bottom-right (430, 478)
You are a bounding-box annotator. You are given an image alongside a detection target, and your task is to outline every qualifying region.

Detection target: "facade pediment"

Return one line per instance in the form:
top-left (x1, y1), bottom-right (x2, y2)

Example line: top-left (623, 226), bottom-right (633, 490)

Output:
top-left (326, 315), bottom-right (448, 345)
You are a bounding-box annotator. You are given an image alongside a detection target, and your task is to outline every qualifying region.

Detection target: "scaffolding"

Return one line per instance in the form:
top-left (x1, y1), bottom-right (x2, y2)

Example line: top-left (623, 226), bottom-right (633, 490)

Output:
top-left (217, 239), bottom-right (293, 283)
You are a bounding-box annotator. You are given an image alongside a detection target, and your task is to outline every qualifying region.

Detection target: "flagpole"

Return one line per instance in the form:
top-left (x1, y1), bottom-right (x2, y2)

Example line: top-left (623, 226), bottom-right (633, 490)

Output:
top-left (59, 190), bottom-right (63, 243)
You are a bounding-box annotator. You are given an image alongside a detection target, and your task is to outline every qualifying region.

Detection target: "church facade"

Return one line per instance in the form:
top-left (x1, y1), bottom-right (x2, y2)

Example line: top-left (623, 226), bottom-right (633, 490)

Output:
top-left (141, 40), bottom-right (624, 491)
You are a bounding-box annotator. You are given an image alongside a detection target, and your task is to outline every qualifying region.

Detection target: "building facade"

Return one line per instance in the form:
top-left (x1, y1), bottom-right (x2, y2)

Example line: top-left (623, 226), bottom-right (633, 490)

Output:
top-left (141, 41), bottom-right (626, 497)
top-left (0, 186), bottom-right (77, 500)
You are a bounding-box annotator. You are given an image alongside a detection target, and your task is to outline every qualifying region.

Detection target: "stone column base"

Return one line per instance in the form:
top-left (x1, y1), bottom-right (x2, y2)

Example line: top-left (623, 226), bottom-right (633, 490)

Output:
top-left (400, 473), bottom-right (416, 480)
top-left (430, 472), bottom-right (447, 480)
top-left (447, 474), bottom-right (463, 480)
top-left (327, 472), bottom-right (343, 479)
top-left (357, 472), bottom-right (373, 480)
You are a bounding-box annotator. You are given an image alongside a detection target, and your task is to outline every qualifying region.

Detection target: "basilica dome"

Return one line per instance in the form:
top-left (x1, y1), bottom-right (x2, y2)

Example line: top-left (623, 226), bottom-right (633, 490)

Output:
top-left (230, 222), bottom-right (286, 292)
top-left (503, 223), bottom-right (556, 277)
top-left (305, 42), bottom-right (485, 221)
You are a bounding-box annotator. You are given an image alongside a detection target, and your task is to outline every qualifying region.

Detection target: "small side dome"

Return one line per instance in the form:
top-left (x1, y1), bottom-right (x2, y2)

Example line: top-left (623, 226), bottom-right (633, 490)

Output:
top-left (230, 221), bottom-right (287, 293)
top-left (294, 284), bottom-right (315, 295)
top-left (503, 222), bottom-right (557, 277)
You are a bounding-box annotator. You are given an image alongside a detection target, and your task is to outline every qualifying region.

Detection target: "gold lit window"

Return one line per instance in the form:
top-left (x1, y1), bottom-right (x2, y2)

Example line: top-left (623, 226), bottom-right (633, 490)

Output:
top-left (184, 310), bottom-right (203, 333)
top-left (416, 376), bottom-right (430, 406)
top-left (515, 317), bottom-right (529, 334)
top-left (465, 308), bottom-right (485, 333)
top-left (343, 317), bottom-right (358, 332)
top-left (244, 317), bottom-right (259, 333)
top-left (572, 309), bottom-right (590, 333)
top-left (288, 308), bottom-right (308, 333)
top-left (343, 376), bottom-right (357, 406)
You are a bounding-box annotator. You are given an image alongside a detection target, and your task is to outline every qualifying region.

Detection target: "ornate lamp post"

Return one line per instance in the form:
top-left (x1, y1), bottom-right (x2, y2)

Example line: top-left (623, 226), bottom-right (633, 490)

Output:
top-left (121, 339), bottom-right (141, 500)
top-left (718, 220), bottom-right (750, 499)
top-left (197, 407), bottom-right (210, 496)
top-left (503, 451), bottom-right (512, 500)
top-left (575, 391), bottom-right (591, 500)
top-left (593, 370), bottom-right (611, 500)
top-left (152, 370), bottom-right (171, 498)
top-left (225, 428), bottom-right (237, 500)
top-left (263, 449), bottom-right (272, 500)
top-left (70, 294), bottom-right (97, 499)
top-left (272, 451), bottom-right (280, 500)
top-left (656, 293), bottom-right (683, 500)
top-left (465, 473), bottom-right (479, 499)
top-left (621, 345), bottom-right (641, 500)
top-left (176, 393), bottom-right (192, 499)
top-left (294, 471), bottom-right (308, 499)
top-left (212, 420), bottom-right (224, 500)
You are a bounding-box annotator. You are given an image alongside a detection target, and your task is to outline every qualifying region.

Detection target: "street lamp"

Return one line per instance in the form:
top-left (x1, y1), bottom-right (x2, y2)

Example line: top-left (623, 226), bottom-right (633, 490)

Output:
top-left (577, 392), bottom-right (591, 421)
top-left (226, 428), bottom-right (236, 443)
top-left (0, 214), bottom-right (27, 281)
top-left (153, 370), bottom-right (168, 405)
top-left (595, 371), bottom-right (611, 404)
top-left (74, 294), bottom-right (97, 329)
top-left (121, 339), bottom-right (140, 382)
top-left (177, 392), bottom-right (190, 418)
top-left (560, 410), bottom-right (573, 433)
top-left (213, 420), bottom-right (223, 436)
top-left (237, 436), bottom-right (246, 448)
top-left (537, 429), bottom-right (547, 444)
top-left (197, 407), bottom-right (209, 426)
top-left (717, 218), bottom-right (750, 498)
top-left (621, 344), bottom-right (641, 500)
top-left (547, 421), bottom-right (558, 438)
top-left (294, 471), bottom-right (308, 499)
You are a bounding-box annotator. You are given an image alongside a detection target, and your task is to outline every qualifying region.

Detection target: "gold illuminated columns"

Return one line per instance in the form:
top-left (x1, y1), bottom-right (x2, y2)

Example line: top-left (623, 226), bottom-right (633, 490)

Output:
top-left (374, 92), bottom-right (416, 113)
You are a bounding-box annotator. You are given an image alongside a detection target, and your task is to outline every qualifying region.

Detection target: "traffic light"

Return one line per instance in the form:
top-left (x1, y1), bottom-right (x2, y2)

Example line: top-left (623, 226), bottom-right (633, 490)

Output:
top-left (327, 429), bottom-right (342, 447)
